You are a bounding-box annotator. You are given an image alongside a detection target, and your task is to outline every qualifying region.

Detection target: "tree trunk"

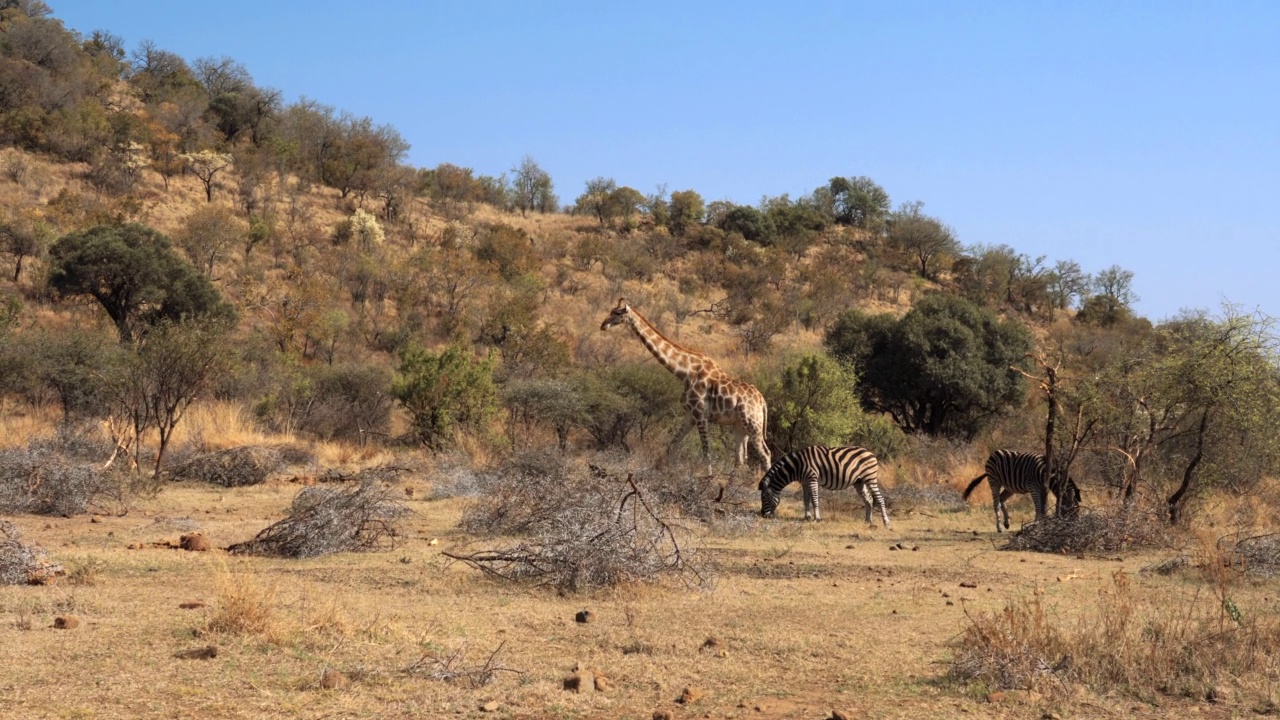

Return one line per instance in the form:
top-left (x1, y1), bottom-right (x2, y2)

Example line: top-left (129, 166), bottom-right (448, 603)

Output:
top-left (12, 254), bottom-right (23, 283)
top-left (1167, 410), bottom-right (1209, 525)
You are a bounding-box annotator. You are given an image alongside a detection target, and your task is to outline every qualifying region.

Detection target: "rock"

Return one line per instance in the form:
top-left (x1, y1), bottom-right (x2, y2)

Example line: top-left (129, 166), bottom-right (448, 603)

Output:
top-left (174, 645), bottom-right (218, 660)
top-left (320, 669), bottom-right (348, 690)
top-left (403, 486), bottom-right (415, 497)
top-left (179, 533), bottom-right (211, 552)
top-left (701, 636), bottom-right (721, 650)
top-left (593, 672), bottom-right (610, 692)
top-left (480, 701), bottom-right (500, 712)
top-left (575, 609), bottom-right (594, 623)
top-left (677, 687), bottom-right (704, 704)
top-left (959, 581), bottom-right (978, 588)
top-left (53, 616), bottom-right (79, 629)
top-left (178, 601), bottom-right (207, 609)
top-left (90, 516), bottom-right (101, 523)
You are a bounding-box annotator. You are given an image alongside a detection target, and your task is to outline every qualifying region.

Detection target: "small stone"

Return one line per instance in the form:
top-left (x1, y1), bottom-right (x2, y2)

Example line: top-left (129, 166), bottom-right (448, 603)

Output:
top-left (53, 616), bottom-right (79, 629)
top-left (480, 701), bottom-right (500, 712)
top-left (677, 687), bottom-right (704, 704)
top-left (652, 712), bottom-right (673, 720)
top-left (575, 609), bottom-right (594, 623)
top-left (90, 516), bottom-right (101, 523)
top-left (179, 533), bottom-right (211, 552)
top-left (889, 545), bottom-right (898, 551)
top-left (845, 544), bottom-right (854, 549)
top-left (959, 581), bottom-right (977, 588)
top-left (320, 669), bottom-right (347, 689)
top-left (593, 672), bottom-right (610, 692)
top-left (178, 601), bottom-right (207, 609)
top-left (174, 645), bottom-right (218, 660)
top-left (912, 546), bottom-right (920, 551)
top-left (946, 600), bottom-right (954, 606)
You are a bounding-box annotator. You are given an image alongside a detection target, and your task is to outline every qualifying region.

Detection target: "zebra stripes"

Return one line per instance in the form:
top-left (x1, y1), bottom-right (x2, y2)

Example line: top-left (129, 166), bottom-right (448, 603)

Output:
top-left (962, 450), bottom-right (1081, 532)
top-left (758, 446), bottom-right (891, 526)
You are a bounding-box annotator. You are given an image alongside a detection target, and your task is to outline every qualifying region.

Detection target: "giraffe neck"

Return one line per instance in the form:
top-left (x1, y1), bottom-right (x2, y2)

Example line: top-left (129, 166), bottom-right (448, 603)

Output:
top-left (625, 310), bottom-right (706, 382)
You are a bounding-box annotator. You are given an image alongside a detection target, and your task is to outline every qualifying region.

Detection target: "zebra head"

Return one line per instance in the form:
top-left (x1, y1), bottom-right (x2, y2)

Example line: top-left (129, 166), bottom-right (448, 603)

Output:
top-left (600, 298), bottom-right (633, 331)
top-left (759, 473), bottom-right (782, 517)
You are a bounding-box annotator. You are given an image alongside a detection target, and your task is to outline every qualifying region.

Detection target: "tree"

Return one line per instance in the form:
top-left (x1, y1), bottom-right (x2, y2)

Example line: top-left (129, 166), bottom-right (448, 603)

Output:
top-left (180, 150), bottom-right (233, 202)
top-left (1046, 259), bottom-right (1090, 311)
top-left (764, 353), bottom-right (861, 454)
top-left (175, 205), bottom-right (245, 276)
top-left (104, 319), bottom-right (230, 475)
top-left (392, 344), bottom-right (499, 449)
top-left (719, 205), bottom-right (774, 244)
top-left (574, 176), bottom-right (616, 224)
top-left (1079, 264), bottom-right (1138, 325)
top-left (667, 189), bottom-right (704, 236)
top-left (48, 223), bottom-right (235, 344)
top-left (510, 155), bottom-right (557, 216)
top-left (886, 201), bottom-right (958, 281)
top-left (828, 176), bottom-right (890, 228)
top-left (0, 209), bottom-right (54, 282)
top-left (824, 292), bottom-right (1032, 439)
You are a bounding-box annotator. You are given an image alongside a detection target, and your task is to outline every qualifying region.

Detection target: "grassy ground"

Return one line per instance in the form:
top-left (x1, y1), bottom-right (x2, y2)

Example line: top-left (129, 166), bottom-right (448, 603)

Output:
top-left (3, 472), bottom-right (1265, 720)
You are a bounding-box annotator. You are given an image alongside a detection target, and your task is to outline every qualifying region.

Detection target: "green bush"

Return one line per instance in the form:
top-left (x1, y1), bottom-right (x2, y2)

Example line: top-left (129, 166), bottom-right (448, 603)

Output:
top-left (392, 344), bottom-right (498, 449)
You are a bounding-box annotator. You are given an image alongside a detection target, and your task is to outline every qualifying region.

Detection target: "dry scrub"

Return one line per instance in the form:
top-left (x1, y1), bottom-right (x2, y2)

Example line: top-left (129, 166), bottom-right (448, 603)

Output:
top-left (952, 570), bottom-right (1280, 706)
top-left (0, 442), bottom-right (107, 516)
top-left (0, 520), bottom-right (61, 585)
top-left (448, 451), bottom-right (711, 592)
top-left (1002, 508), bottom-right (1172, 554)
top-left (170, 445), bottom-right (284, 487)
top-left (227, 481), bottom-right (409, 558)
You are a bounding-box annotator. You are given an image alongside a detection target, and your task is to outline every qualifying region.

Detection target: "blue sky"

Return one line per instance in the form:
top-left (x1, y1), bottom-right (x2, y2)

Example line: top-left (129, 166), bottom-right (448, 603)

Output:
top-left (50, 1), bottom-right (1280, 322)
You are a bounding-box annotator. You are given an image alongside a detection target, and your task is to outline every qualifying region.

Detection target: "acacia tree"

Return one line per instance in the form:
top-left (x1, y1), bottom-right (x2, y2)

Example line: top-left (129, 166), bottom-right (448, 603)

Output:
top-left (886, 201), bottom-right (959, 281)
top-left (667, 189), bottom-right (705, 236)
top-left (181, 150), bottom-right (233, 202)
top-left (48, 223), bottom-right (234, 344)
top-left (176, 205), bottom-right (246, 276)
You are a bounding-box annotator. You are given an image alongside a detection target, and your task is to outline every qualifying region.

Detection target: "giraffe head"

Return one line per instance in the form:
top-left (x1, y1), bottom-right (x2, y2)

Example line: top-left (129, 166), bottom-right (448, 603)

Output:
top-left (600, 298), bottom-right (633, 331)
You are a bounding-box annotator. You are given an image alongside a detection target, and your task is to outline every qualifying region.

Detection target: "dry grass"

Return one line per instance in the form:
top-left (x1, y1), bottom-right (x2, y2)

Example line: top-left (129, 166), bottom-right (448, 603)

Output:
top-left (206, 565), bottom-right (285, 642)
top-left (0, 403), bottom-right (56, 450)
top-left (2, 477), bottom-right (1268, 719)
top-left (952, 568), bottom-right (1280, 708)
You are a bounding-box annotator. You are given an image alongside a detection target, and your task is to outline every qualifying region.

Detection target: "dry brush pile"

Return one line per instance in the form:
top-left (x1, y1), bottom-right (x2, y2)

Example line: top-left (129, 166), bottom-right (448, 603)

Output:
top-left (0, 440), bottom-right (108, 516)
top-left (228, 481), bottom-right (410, 558)
top-left (447, 451), bottom-right (713, 592)
top-left (0, 520), bottom-right (61, 585)
top-left (1001, 508), bottom-right (1172, 554)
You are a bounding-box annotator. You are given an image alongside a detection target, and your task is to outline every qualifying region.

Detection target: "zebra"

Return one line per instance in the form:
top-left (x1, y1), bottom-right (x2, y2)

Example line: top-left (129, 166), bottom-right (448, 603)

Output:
top-left (758, 446), bottom-right (891, 526)
top-left (962, 450), bottom-right (1082, 532)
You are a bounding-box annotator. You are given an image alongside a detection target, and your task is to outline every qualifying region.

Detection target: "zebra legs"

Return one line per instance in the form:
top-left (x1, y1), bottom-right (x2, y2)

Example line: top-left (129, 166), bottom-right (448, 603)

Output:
top-left (802, 471), bottom-right (821, 520)
top-left (856, 481), bottom-right (892, 529)
top-left (995, 487), bottom-right (1013, 532)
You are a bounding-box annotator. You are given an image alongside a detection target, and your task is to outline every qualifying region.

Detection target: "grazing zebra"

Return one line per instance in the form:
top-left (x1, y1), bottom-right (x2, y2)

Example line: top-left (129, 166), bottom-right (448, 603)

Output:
top-left (758, 446), bottom-right (891, 526)
top-left (962, 450), bottom-right (1082, 532)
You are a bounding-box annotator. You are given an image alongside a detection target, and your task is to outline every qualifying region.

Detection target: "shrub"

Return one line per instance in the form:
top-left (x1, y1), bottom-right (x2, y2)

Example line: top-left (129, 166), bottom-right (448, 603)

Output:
top-left (295, 363), bottom-right (393, 444)
top-left (392, 344), bottom-right (498, 449)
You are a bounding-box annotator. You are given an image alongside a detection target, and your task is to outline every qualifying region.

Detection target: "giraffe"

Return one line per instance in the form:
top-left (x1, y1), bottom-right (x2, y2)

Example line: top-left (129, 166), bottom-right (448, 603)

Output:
top-left (600, 298), bottom-right (771, 474)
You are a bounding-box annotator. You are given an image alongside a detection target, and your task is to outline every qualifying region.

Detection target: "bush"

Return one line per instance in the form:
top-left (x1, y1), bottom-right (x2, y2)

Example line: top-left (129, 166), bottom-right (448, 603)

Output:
top-left (0, 445), bottom-right (107, 516)
top-left (227, 482), bottom-right (409, 558)
top-left (170, 446), bottom-right (284, 487)
top-left (295, 363), bottom-right (393, 444)
top-left (392, 344), bottom-right (498, 449)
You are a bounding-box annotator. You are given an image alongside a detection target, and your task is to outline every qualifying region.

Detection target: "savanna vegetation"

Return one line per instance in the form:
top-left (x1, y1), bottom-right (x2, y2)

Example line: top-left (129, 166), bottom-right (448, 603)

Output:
top-left (3, 2), bottom-right (1280, 718)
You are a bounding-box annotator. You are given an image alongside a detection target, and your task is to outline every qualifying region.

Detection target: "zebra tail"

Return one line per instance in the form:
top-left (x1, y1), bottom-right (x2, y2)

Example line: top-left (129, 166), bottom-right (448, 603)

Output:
top-left (962, 474), bottom-right (988, 500)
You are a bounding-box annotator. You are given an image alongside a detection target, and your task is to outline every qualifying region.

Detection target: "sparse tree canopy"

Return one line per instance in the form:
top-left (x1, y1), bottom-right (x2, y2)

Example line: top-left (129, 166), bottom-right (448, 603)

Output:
top-left (510, 155), bottom-right (557, 216)
top-left (48, 223), bottom-right (235, 344)
top-left (886, 201), bottom-right (959, 281)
